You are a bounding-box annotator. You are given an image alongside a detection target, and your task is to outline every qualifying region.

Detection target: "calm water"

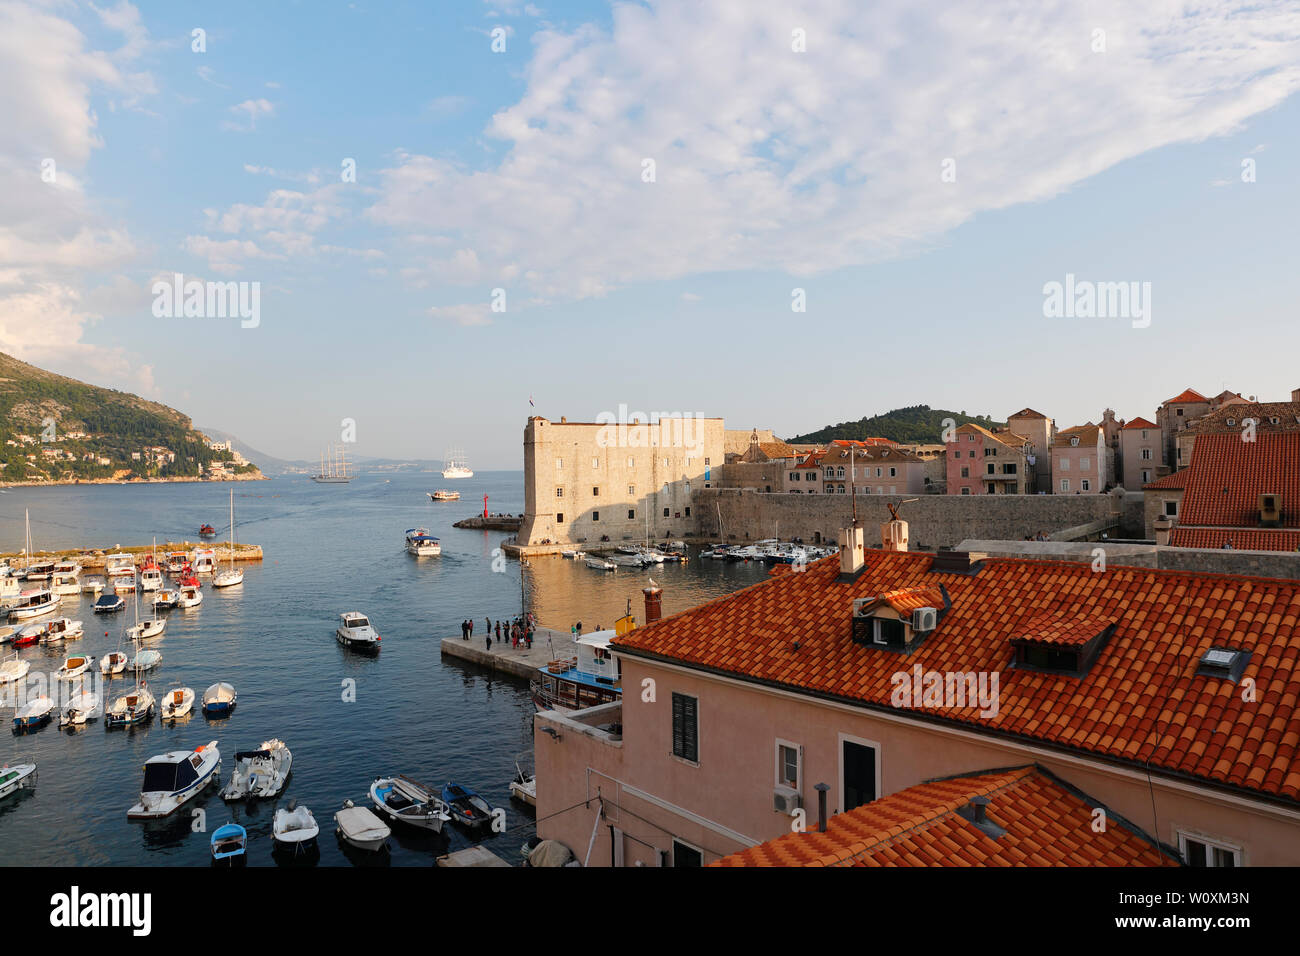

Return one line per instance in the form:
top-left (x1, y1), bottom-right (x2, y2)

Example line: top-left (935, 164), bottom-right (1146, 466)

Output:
top-left (0, 473), bottom-right (766, 866)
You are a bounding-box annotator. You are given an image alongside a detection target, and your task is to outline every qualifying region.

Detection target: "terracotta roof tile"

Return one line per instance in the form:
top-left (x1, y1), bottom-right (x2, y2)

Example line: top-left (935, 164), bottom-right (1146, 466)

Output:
top-left (1123, 417), bottom-right (1158, 430)
top-left (1178, 433), bottom-right (1300, 528)
top-left (1143, 470), bottom-right (1190, 490)
top-left (1169, 528), bottom-right (1300, 551)
top-left (1166, 388), bottom-right (1209, 405)
top-left (1015, 611), bottom-right (1115, 647)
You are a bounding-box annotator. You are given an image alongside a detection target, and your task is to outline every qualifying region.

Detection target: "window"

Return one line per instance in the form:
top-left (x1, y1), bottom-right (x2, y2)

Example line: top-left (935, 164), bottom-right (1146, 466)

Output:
top-left (627, 509), bottom-right (635, 519)
top-left (556, 512), bottom-right (564, 523)
top-left (1002, 463), bottom-right (1017, 475)
top-left (671, 692), bottom-right (698, 762)
top-left (684, 507), bottom-right (690, 517)
top-left (1140, 430), bottom-right (1148, 439)
top-left (1060, 479), bottom-right (1070, 492)
top-left (961, 487), bottom-right (970, 495)
top-left (1080, 457), bottom-right (1090, 470)
top-left (842, 738), bottom-right (878, 811)
top-left (556, 458), bottom-right (563, 469)
top-left (838, 486), bottom-right (846, 494)
top-left (872, 618), bottom-right (905, 646)
top-left (1226, 418), bottom-right (1235, 427)
top-left (1059, 458), bottom-right (1069, 470)
top-left (1164, 500), bottom-right (1179, 517)
top-left (1176, 408), bottom-right (1184, 416)
top-left (672, 839), bottom-right (703, 867)
top-left (1179, 832), bottom-right (1240, 867)
top-left (776, 742), bottom-right (800, 789)
top-left (663, 508), bottom-right (670, 517)
top-left (1070, 437), bottom-right (1079, 447)
top-left (1081, 479), bottom-right (1091, 491)
top-left (791, 472), bottom-right (800, 481)
top-left (592, 457), bottom-right (599, 469)
top-left (628, 484), bottom-right (635, 495)
top-left (966, 434), bottom-right (973, 441)
top-left (987, 463), bottom-right (995, 475)
top-left (1141, 448), bottom-right (1152, 460)
top-left (889, 467), bottom-right (896, 477)
top-left (555, 487), bottom-right (563, 498)
top-left (875, 467), bottom-right (882, 477)
top-left (592, 486), bottom-right (599, 496)
top-left (626, 456), bottom-right (634, 468)
top-left (1141, 470), bottom-right (1151, 483)
top-left (960, 467), bottom-right (969, 478)
top-left (592, 511), bottom-right (599, 521)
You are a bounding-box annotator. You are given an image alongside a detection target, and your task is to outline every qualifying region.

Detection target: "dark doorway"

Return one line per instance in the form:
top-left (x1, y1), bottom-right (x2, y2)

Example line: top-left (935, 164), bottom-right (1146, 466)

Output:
top-left (842, 740), bottom-right (877, 811)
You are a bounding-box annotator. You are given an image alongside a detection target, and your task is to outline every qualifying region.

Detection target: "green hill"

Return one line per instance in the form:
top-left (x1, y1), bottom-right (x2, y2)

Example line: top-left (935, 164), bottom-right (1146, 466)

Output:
top-left (790, 405), bottom-right (1006, 445)
top-left (0, 352), bottom-right (259, 483)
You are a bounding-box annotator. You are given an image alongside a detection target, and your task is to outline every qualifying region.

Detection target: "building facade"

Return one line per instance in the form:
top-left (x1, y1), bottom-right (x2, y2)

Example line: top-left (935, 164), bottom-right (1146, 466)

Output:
top-left (945, 423), bottom-right (1033, 495)
top-left (1052, 423), bottom-right (1106, 494)
top-left (1120, 417), bottom-right (1161, 490)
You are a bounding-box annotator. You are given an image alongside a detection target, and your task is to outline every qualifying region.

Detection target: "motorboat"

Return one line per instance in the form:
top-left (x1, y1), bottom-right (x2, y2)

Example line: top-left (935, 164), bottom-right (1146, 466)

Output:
top-left (81, 578), bottom-right (105, 595)
top-left (127, 740), bottom-right (221, 819)
top-left (0, 763), bottom-right (37, 800)
top-left (99, 651), bottom-right (128, 677)
top-left (105, 687), bottom-right (156, 727)
top-left (199, 524), bottom-right (216, 538)
top-left (104, 553), bottom-right (136, 578)
top-left (126, 618), bottom-right (166, 641)
top-left (12, 622), bottom-right (46, 647)
top-left (561, 549), bottom-right (587, 559)
top-left (509, 756), bottom-right (536, 807)
top-left (161, 686), bottom-right (195, 721)
top-left (273, 802), bottom-right (320, 852)
top-left (369, 775), bottom-right (451, 833)
top-left (221, 738), bottom-right (292, 800)
top-left (59, 690), bottom-right (100, 727)
top-left (0, 656), bottom-right (27, 686)
top-left (112, 575), bottom-right (137, 594)
top-left (130, 648), bottom-right (162, 673)
top-left (57, 654), bottom-right (96, 681)
top-left (334, 801), bottom-right (391, 852)
top-left (428, 489), bottom-right (460, 501)
top-left (585, 556), bottom-right (617, 571)
top-left (336, 612), bottom-right (380, 651)
top-left (8, 588), bottom-right (57, 621)
top-left (210, 823), bottom-right (247, 864)
top-left (13, 696), bottom-right (54, 730)
top-left (152, 589), bottom-right (180, 610)
top-left (213, 491), bottom-right (245, 588)
top-left (93, 593), bottom-right (125, 614)
top-left (609, 552), bottom-right (645, 568)
top-left (202, 682), bottom-right (237, 716)
top-left (405, 528), bottom-right (442, 557)
top-left (139, 568), bottom-right (164, 592)
top-left (22, 561), bottom-right (54, 582)
top-left (165, 552), bottom-right (190, 574)
top-left (441, 782), bottom-right (494, 830)
top-left (51, 572), bottom-right (82, 596)
top-left (39, 617), bottom-right (83, 643)
top-left (192, 549), bottom-right (216, 575)
top-left (177, 585), bottom-right (202, 609)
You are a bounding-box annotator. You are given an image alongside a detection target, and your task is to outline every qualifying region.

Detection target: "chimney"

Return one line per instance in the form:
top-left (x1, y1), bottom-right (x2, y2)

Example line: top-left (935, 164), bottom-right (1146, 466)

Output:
top-left (1292, 388), bottom-right (1300, 403)
top-left (1153, 513), bottom-right (1173, 546)
top-left (643, 582), bottom-right (663, 623)
top-left (838, 522), bottom-right (865, 576)
top-left (881, 517), bottom-right (909, 552)
top-left (815, 782), bottom-right (829, 833)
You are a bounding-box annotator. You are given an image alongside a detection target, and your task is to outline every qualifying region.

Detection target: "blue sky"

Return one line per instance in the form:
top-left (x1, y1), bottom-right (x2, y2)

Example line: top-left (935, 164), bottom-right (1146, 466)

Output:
top-left (5, 1), bottom-right (1300, 467)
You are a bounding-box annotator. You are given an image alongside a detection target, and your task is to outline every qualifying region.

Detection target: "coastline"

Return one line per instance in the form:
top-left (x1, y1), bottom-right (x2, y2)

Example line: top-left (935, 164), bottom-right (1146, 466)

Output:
top-left (0, 473), bottom-right (268, 490)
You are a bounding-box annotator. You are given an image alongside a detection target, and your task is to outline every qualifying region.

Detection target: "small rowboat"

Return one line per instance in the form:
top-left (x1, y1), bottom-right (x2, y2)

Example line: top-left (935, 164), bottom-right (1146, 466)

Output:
top-left (160, 686), bottom-right (194, 721)
top-left (273, 801), bottom-right (320, 852)
top-left (57, 655), bottom-right (96, 681)
top-left (442, 782), bottom-right (494, 830)
top-left (211, 823), bottom-right (247, 864)
top-left (335, 801), bottom-right (390, 852)
top-left (13, 696), bottom-right (54, 730)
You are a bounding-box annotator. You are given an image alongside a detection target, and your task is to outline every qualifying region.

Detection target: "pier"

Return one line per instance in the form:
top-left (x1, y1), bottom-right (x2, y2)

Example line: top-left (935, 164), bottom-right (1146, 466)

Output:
top-left (452, 515), bottom-right (522, 532)
top-left (440, 624), bottom-right (576, 682)
top-left (1, 542), bottom-right (264, 567)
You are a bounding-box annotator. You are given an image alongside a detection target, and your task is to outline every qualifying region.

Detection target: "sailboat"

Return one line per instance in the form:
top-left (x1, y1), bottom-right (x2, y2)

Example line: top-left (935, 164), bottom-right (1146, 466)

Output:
top-left (107, 605), bottom-right (156, 727)
top-left (311, 443), bottom-right (353, 483)
top-left (213, 491), bottom-right (244, 588)
top-left (441, 448), bottom-right (473, 479)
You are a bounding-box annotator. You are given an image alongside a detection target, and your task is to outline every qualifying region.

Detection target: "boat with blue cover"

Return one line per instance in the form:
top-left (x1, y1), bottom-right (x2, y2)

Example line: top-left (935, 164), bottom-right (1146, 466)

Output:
top-left (211, 823), bottom-right (247, 863)
top-left (441, 782), bottom-right (494, 830)
top-left (202, 682), bottom-right (237, 716)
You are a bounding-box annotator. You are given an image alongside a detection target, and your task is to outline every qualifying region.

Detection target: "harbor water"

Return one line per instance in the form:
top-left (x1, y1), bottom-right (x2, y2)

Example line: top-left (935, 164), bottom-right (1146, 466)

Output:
top-left (0, 473), bottom-right (767, 865)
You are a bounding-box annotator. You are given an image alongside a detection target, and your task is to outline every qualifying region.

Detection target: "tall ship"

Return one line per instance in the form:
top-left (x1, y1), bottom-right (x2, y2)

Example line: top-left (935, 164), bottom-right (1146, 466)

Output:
top-left (312, 443), bottom-right (354, 483)
top-left (441, 448), bottom-right (473, 480)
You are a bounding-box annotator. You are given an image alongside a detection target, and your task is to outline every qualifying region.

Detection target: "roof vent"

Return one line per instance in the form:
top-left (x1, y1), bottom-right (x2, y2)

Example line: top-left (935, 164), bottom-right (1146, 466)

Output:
top-left (957, 796), bottom-right (1006, 839)
top-left (1196, 646), bottom-right (1251, 682)
top-left (930, 550), bottom-right (987, 575)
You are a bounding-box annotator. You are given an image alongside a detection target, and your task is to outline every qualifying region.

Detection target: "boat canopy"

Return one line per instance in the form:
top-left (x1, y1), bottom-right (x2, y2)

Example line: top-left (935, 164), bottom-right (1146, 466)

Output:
top-left (141, 756), bottom-right (199, 793)
top-left (234, 750), bottom-right (271, 761)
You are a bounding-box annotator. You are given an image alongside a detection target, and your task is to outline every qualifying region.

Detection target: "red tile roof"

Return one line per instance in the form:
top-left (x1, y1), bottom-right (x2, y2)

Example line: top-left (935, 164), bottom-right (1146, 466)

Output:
top-left (1169, 528), bottom-right (1300, 551)
top-left (1015, 611), bottom-right (1115, 647)
top-left (711, 767), bottom-right (1174, 867)
top-left (1143, 470), bottom-right (1189, 490)
top-left (863, 586), bottom-right (946, 616)
top-left (1052, 423), bottom-right (1101, 447)
top-left (1179, 433), bottom-right (1300, 529)
top-left (1123, 417), bottom-right (1158, 430)
top-left (615, 549), bottom-right (1300, 804)
top-left (1166, 388), bottom-right (1209, 405)
top-left (1009, 408), bottom-right (1049, 420)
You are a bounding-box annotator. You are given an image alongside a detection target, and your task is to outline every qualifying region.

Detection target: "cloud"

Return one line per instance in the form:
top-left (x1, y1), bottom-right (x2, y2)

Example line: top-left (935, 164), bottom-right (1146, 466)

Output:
top-left (430, 303), bottom-right (493, 326)
top-left (369, 0), bottom-right (1300, 302)
top-left (223, 98), bottom-right (275, 131)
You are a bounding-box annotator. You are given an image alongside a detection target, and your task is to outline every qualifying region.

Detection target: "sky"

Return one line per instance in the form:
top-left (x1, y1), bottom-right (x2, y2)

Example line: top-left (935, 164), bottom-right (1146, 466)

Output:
top-left (3, 0), bottom-right (1300, 468)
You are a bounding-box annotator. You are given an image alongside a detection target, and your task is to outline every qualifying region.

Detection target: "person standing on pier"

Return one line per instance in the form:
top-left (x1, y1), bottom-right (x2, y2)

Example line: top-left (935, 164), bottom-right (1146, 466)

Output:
top-left (485, 617), bottom-right (490, 634)
top-left (460, 620), bottom-right (467, 640)
top-left (486, 631), bottom-right (492, 650)
top-left (496, 620), bottom-right (502, 641)
top-left (468, 618), bottom-right (474, 636)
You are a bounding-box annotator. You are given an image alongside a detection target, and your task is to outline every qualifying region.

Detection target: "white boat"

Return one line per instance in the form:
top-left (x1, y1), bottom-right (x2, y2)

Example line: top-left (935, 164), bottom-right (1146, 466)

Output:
top-left (165, 552), bottom-right (190, 574)
top-left (336, 611), bottom-right (380, 651)
top-left (8, 588), bottom-right (57, 620)
top-left (273, 802), bottom-right (320, 850)
top-left (152, 588), bottom-right (180, 610)
top-left (177, 585), bottom-right (202, 608)
top-left (0, 656), bottom-right (30, 686)
top-left (59, 690), bottom-right (100, 727)
top-left (405, 528), bottom-right (442, 557)
top-left (105, 553), bottom-right (136, 578)
top-left (13, 696), bottom-right (54, 730)
top-left (160, 686), bottom-right (195, 721)
top-left (0, 763), bottom-right (37, 799)
top-left (561, 549), bottom-right (587, 559)
top-left (126, 618), bottom-right (166, 641)
top-left (609, 552), bottom-right (645, 568)
top-left (369, 775), bottom-right (451, 833)
top-left (112, 575), bottom-right (137, 594)
top-left (441, 448), bottom-right (473, 479)
top-left (81, 578), bottom-right (105, 595)
top-left (51, 572), bottom-right (82, 596)
top-left (39, 617), bottom-right (83, 643)
top-left (139, 568), bottom-right (164, 592)
top-left (105, 686), bottom-right (156, 727)
top-left (585, 556), bottom-right (617, 571)
top-left (192, 549), bottom-right (216, 575)
top-left (201, 682), bottom-right (237, 716)
top-left (57, 654), bottom-right (96, 681)
top-left (335, 801), bottom-right (390, 852)
top-left (130, 648), bottom-right (162, 673)
top-left (509, 755), bottom-right (536, 807)
top-left (126, 740), bottom-right (221, 819)
top-left (99, 651), bottom-right (128, 676)
top-left (221, 738), bottom-right (292, 801)
top-left (213, 491), bottom-right (245, 588)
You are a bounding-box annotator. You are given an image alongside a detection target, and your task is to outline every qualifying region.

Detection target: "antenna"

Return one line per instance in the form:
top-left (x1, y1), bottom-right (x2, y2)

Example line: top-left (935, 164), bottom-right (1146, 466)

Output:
top-left (850, 447), bottom-right (858, 526)
top-left (888, 497), bottom-right (919, 522)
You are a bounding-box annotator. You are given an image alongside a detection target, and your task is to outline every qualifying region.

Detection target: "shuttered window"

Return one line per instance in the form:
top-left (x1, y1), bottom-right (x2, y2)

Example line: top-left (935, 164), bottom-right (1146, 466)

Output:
top-left (671, 692), bottom-right (698, 762)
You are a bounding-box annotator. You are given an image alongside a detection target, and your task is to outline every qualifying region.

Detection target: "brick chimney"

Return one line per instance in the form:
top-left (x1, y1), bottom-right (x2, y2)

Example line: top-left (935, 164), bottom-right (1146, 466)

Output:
top-left (643, 582), bottom-right (663, 623)
top-left (839, 522), bottom-right (865, 575)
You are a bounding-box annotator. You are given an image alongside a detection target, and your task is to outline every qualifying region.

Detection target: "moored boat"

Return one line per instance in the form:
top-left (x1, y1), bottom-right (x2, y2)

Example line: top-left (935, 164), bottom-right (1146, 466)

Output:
top-left (40, 617), bottom-right (82, 643)
top-left (105, 687), bottom-right (156, 727)
top-left (428, 489), bottom-right (460, 501)
top-left (130, 648), bottom-right (162, 673)
top-left (56, 654), bottom-right (96, 681)
top-left (273, 801), bottom-right (320, 852)
top-left (177, 585), bottom-right (202, 608)
top-left (335, 801), bottom-right (391, 852)
top-left (8, 588), bottom-right (57, 621)
top-left (139, 567), bottom-right (164, 592)
top-left (585, 556), bottom-right (616, 571)
top-left (369, 775), bottom-right (451, 833)
top-left (161, 686), bottom-right (195, 721)
top-left (0, 655), bottom-right (30, 685)
top-left (210, 822), bottom-right (247, 864)
top-left (213, 491), bottom-right (245, 588)
top-left (152, 588), bottom-right (180, 610)
top-left (531, 621), bottom-right (627, 712)
top-left (60, 690), bottom-right (101, 727)
top-left (441, 782), bottom-right (494, 830)
top-left (127, 740), bottom-right (221, 819)
top-left (127, 617), bottom-right (166, 641)
top-left (221, 738), bottom-right (292, 800)
top-left (93, 593), bottom-right (125, 614)
top-left (0, 763), bottom-right (37, 800)
top-left (201, 681), bottom-right (237, 716)
top-left (99, 651), bottom-right (128, 677)
top-left (13, 696), bottom-right (54, 730)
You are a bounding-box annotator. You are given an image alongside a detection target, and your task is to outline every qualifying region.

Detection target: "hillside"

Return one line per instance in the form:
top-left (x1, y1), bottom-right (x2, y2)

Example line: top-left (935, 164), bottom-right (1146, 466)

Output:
top-left (790, 405), bottom-right (1006, 445)
top-left (0, 352), bottom-right (261, 484)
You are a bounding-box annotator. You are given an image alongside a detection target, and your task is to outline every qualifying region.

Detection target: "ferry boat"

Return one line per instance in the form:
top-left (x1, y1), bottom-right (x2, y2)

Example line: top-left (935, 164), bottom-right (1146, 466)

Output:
top-left (441, 448), bottom-right (473, 480)
top-left (530, 614), bottom-right (633, 711)
top-left (126, 740), bottom-right (221, 819)
top-left (312, 442), bottom-right (354, 483)
top-left (428, 489), bottom-right (460, 501)
top-left (405, 528), bottom-right (442, 557)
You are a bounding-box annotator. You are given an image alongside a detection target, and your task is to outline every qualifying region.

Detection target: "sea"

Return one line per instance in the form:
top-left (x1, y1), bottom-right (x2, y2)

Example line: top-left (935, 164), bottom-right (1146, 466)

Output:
top-left (0, 472), bottom-right (768, 866)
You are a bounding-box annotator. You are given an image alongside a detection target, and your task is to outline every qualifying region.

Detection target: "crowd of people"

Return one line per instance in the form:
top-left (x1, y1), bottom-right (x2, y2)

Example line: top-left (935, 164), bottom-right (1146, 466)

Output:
top-left (460, 613), bottom-right (536, 651)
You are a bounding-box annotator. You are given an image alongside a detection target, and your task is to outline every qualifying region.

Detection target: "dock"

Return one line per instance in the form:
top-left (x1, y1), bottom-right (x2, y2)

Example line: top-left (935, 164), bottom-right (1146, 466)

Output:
top-left (440, 625), bottom-right (576, 682)
top-left (436, 846), bottom-right (512, 868)
top-left (0, 542), bottom-right (264, 568)
top-left (453, 515), bottom-right (522, 532)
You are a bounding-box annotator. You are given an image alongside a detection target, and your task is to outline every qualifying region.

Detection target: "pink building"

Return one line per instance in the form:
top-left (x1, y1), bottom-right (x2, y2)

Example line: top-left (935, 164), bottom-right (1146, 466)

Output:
top-left (1052, 423), bottom-right (1106, 494)
top-left (944, 423), bottom-right (1032, 495)
top-left (1119, 416), bottom-right (1160, 489)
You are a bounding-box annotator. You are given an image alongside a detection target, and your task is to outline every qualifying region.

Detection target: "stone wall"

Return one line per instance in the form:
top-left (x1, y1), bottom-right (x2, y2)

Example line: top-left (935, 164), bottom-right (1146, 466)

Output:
top-left (695, 488), bottom-right (1133, 549)
top-left (957, 539), bottom-right (1300, 580)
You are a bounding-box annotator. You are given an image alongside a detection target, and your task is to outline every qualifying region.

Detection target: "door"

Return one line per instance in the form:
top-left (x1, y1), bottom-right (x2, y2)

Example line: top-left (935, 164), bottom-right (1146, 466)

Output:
top-left (842, 740), bottom-right (877, 811)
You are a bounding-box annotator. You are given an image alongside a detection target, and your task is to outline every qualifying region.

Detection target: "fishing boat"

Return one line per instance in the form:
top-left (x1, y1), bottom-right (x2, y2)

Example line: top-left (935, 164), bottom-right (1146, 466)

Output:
top-left (369, 775), bottom-right (451, 833)
top-left (334, 801), bottom-right (391, 852)
top-left (531, 617), bottom-right (631, 712)
top-left (99, 651), bottom-right (128, 677)
top-left (165, 552), bottom-right (190, 574)
top-left (177, 585), bottom-right (202, 609)
top-left (336, 612), bottom-right (380, 651)
top-left (213, 491), bottom-right (245, 588)
top-left (152, 588), bottom-right (180, 610)
top-left (139, 567), bottom-right (164, 592)
top-left (441, 448), bottom-right (473, 479)
top-left (273, 802), bottom-right (320, 852)
top-left (160, 686), bottom-right (195, 721)
top-left (210, 823), bottom-right (247, 864)
top-left (405, 528), bottom-right (442, 557)
top-left (59, 690), bottom-right (100, 727)
top-left (585, 555), bottom-right (616, 571)
top-left (311, 442), bottom-right (354, 483)
top-left (130, 648), bottom-right (161, 673)
top-left (93, 593), bottom-right (124, 614)
top-left (199, 524), bottom-right (216, 538)
top-left (441, 782), bottom-right (494, 829)
top-left (128, 740), bottom-right (221, 819)
top-left (0, 655), bottom-right (30, 686)
top-left (12, 622), bottom-right (46, 647)
top-left (40, 617), bottom-right (83, 643)
top-left (508, 755), bottom-right (536, 807)
top-left (221, 738), bottom-right (292, 800)
top-left (56, 654), bottom-right (96, 681)
top-left (105, 686), bottom-right (156, 727)
top-left (0, 763), bottom-right (37, 800)
top-left (13, 696), bottom-right (54, 730)
top-left (428, 489), bottom-right (460, 501)
top-left (201, 682), bottom-right (237, 716)
top-left (8, 588), bottom-right (57, 621)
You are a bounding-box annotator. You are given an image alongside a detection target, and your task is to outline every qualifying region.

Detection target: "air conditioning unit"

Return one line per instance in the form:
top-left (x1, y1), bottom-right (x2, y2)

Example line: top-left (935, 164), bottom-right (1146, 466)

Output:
top-left (912, 607), bottom-right (938, 632)
top-left (773, 786), bottom-right (803, 813)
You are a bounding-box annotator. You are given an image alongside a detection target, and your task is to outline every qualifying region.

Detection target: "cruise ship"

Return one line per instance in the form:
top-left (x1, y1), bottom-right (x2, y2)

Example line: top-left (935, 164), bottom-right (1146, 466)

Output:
top-left (441, 448), bottom-right (473, 479)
